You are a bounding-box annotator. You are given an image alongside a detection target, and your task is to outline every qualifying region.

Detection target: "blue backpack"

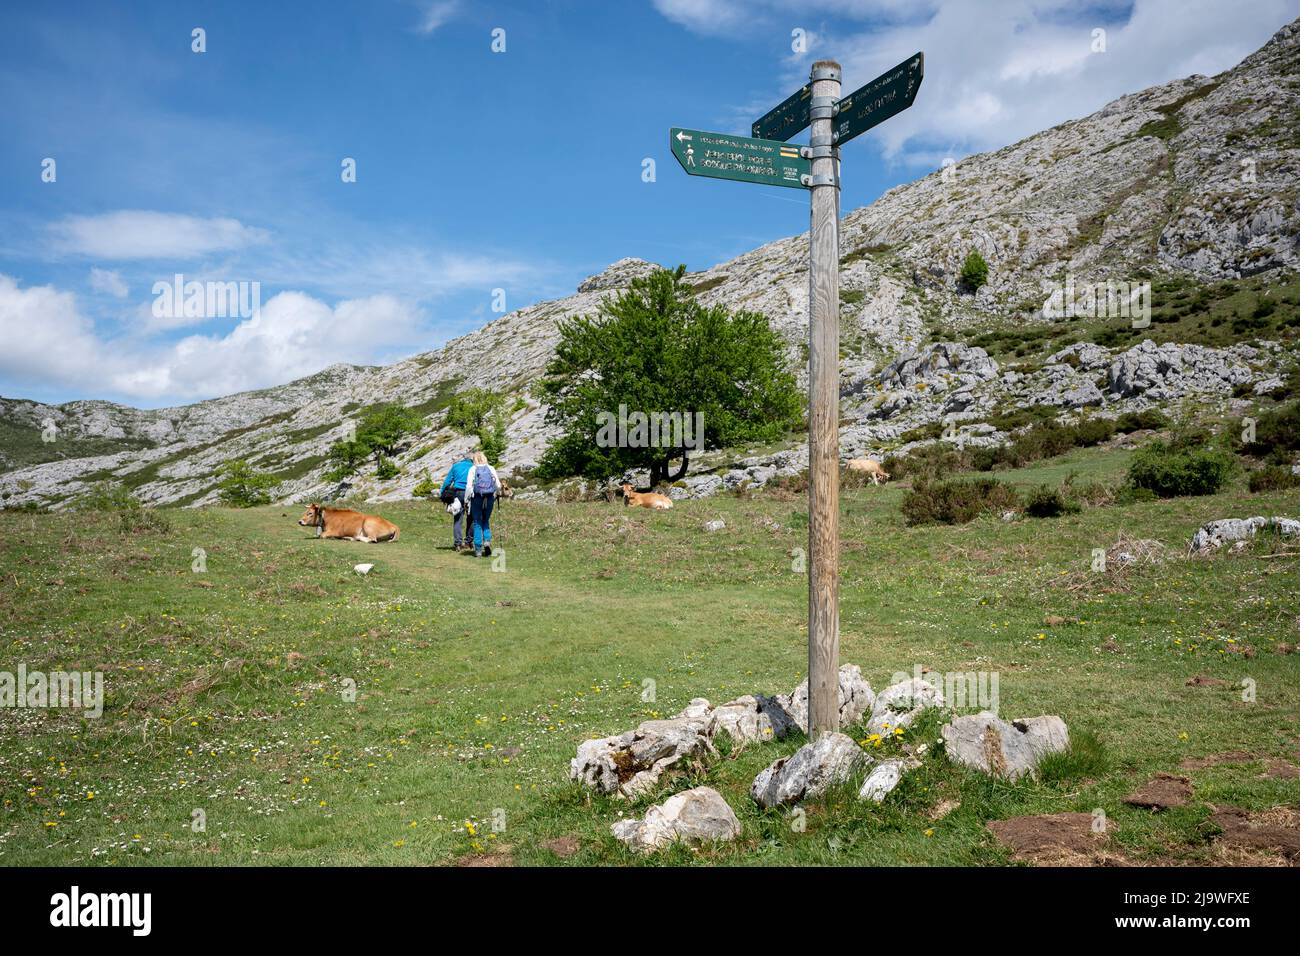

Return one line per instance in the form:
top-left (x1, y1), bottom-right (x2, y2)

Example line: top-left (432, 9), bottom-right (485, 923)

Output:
top-left (473, 466), bottom-right (496, 495)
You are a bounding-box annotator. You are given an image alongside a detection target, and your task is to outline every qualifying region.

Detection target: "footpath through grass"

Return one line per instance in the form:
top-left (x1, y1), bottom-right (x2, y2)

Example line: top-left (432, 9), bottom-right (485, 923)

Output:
top-left (1, 446), bottom-right (1296, 865)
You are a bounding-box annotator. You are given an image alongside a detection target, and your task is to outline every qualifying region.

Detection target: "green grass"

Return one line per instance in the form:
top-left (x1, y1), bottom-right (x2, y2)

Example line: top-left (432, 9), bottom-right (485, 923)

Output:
top-left (1, 446), bottom-right (1296, 866)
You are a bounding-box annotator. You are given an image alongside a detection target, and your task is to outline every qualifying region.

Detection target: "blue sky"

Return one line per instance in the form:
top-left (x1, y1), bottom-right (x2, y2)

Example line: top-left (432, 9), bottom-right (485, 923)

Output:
top-left (1, 0), bottom-right (1296, 407)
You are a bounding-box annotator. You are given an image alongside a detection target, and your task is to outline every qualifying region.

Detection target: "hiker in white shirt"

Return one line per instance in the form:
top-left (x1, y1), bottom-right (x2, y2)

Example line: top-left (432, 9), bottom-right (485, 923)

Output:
top-left (463, 451), bottom-right (502, 558)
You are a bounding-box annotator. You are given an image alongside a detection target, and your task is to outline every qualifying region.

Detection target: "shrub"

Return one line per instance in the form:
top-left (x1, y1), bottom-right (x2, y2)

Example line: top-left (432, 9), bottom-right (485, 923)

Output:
top-left (1126, 441), bottom-right (1235, 497)
top-left (901, 477), bottom-right (1018, 526)
top-left (216, 459), bottom-right (280, 508)
top-left (959, 250), bottom-right (989, 292)
top-left (411, 471), bottom-right (436, 498)
top-left (78, 481), bottom-right (170, 533)
top-left (1114, 409), bottom-right (1169, 433)
top-left (375, 455), bottom-right (400, 481)
top-left (1241, 401), bottom-right (1300, 462)
top-left (1248, 464), bottom-right (1300, 493)
top-left (1024, 484), bottom-right (1081, 518)
top-left (1071, 418), bottom-right (1116, 447)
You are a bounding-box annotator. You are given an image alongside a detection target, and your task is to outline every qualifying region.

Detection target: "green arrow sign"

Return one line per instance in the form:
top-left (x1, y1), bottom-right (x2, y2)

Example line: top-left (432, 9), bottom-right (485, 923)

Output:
top-left (752, 83), bottom-right (812, 142)
top-left (669, 127), bottom-right (809, 189)
top-left (834, 52), bottom-right (924, 147)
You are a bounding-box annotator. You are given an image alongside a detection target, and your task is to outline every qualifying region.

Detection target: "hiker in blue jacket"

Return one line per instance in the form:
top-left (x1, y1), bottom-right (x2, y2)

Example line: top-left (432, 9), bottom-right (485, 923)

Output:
top-left (439, 454), bottom-right (474, 551)
top-left (462, 451), bottom-right (502, 558)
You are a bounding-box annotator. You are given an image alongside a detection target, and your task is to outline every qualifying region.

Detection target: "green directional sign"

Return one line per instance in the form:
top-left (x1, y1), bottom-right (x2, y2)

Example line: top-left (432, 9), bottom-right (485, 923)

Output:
top-left (834, 51), bottom-right (924, 147)
top-left (669, 127), bottom-right (809, 189)
top-left (752, 83), bottom-right (812, 142)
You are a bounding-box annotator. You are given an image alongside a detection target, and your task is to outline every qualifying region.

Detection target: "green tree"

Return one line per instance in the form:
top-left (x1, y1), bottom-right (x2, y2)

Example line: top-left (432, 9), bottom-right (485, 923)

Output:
top-left (445, 388), bottom-right (509, 465)
top-left (216, 459), bottom-right (280, 507)
top-left (325, 404), bottom-right (424, 481)
top-left (537, 265), bottom-right (801, 486)
top-left (960, 249), bottom-right (989, 292)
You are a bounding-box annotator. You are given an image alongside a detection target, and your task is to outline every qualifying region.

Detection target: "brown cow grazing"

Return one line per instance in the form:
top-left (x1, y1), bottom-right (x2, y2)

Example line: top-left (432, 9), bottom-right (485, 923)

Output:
top-left (620, 483), bottom-right (674, 510)
top-left (298, 503), bottom-right (400, 542)
top-left (846, 457), bottom-right (891, 485)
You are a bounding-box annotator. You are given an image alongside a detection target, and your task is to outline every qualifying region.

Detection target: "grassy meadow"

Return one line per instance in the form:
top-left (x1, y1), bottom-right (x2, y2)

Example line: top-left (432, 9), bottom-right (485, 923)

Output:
top-left (1, 445), bottom-right (1297, 866)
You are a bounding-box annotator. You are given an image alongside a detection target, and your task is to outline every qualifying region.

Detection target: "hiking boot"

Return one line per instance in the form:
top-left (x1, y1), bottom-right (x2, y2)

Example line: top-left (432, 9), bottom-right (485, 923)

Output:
top-left (474, 548), bottom-right (483, 558)
top-left (484, 544), bottom-right (492, 557)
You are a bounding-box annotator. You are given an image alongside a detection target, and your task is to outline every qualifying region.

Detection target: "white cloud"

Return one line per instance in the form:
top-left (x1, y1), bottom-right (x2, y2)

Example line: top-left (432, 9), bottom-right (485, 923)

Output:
top-left (651, 0), bottom-right (752, 34)
top-left (655, 0), bottom-right (1299, 164)
top-left (0, 275), bottom-right (105, 391)
top-left (0, 273), bottom-right (428, 402)
top-left (89, 267), bottom-right (128, 298)
top-left (415, 0), bottom-right (460, 36)
top-left (50, 211), bottom-right (269, 260)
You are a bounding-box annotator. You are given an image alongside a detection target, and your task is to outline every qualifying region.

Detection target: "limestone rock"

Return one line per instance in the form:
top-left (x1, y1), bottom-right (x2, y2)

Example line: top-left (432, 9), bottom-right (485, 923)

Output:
top-left (569, 698), bottom-right (715, 797)
top-left (706, 695), bottom-right (776, 746)
top-left (866, 676), bottom-right (945, 735)
top-left (858, 757), bottom-right (921, 802)
top-left (941, 712), bottom-right (1069, 780)
top-left (610, 786), bottom-right (741, 852)
top-left (751, 732), bottom-right (867, 808)
top-left (1190, 516), bottom-right (1300, 552)
top-left (762, 664), bottom-right (876, 738)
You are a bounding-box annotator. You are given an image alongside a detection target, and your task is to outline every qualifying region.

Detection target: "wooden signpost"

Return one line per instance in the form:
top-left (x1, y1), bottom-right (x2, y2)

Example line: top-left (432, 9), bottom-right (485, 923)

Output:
top-left (671, 53), bottom-right (924, 737)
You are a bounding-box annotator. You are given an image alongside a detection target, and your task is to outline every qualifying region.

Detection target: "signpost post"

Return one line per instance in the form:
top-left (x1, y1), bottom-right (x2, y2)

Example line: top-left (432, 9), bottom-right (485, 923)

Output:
top-left (670, 52), bottom-right (923, 738)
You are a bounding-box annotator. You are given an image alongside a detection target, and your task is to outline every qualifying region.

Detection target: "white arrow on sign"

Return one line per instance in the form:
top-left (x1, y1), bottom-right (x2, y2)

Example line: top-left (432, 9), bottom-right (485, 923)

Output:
top-left (675, 130), bottom-right (693, 142)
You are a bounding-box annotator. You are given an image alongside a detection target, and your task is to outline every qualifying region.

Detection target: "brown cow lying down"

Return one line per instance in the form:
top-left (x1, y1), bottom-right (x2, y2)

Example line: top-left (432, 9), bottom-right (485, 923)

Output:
top-left (298, 503), bottom-right (400, 542)
top-left (620, 483), bottom-right (674, 510)
top-left (845, 457), bottom-right (891, 485)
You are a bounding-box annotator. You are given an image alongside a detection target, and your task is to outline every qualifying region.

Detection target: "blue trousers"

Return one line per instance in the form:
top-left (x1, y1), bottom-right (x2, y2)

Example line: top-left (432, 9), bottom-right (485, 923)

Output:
top-left (470, 493), bottom-right (495, 549)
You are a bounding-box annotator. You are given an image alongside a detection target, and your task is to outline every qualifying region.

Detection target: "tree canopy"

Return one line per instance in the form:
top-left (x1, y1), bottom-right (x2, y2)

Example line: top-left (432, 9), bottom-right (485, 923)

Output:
top-left (537, 266), bottom-right (801, 486)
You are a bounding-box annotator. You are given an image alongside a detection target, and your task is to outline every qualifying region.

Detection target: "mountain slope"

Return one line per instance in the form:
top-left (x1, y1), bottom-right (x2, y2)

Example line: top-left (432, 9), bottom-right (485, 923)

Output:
top-left (3, 18), bottom-right (1299, 510)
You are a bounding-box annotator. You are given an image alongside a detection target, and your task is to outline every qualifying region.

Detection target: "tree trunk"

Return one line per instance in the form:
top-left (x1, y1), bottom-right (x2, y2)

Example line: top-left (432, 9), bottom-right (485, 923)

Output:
top-left (666, 452), bottom-right (689, 482)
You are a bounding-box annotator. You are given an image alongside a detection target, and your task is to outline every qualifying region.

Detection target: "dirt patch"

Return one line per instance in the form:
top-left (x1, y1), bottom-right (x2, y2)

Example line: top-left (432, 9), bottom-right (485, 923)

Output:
top-left (541, 835), bottom-right (581, 858)
top-left (455, 850), bottom-right (514, 867)
top-left (1180, 751), bottom-right (1253, 770)
top-left (1185, 675), bottom-right (1229, 687)
top-left (987, 812), bottom-right (1124, 866)
top-left (1262, 760), bottom-right (1300, 780)
top-left (1124, 772), bottom-right (1192, 810)
top-left (1210, 806), bottom-right (1300, 864)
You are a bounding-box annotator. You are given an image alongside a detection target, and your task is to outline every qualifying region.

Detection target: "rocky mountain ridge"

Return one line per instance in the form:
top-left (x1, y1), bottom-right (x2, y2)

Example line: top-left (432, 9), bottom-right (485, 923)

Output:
top-left (2, 19), bottom-right (1299, 509)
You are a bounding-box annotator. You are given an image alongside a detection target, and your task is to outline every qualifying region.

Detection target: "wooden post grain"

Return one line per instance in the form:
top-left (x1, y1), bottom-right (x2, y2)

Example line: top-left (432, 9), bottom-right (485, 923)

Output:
top-left (806, 59), bottom-right (841, 737)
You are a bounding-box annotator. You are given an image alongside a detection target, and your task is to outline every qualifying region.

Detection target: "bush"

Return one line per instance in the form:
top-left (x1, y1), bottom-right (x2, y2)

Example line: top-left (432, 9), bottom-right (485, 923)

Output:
top-left (1071, 418), bottom-right (1116, 447)
top-left (374, 455), bottom-right (400, 481)
top-left (78, 481), bottom-right (170, 533)
top-left (959, 250), bottom-right (989, 292)
top-left (216, 459), bottom-right (280, 508)
top-left (1241, 401), bottom-right (1300, 462)
top-left (411, 471), bottom-right (436, 498)
top-left (1125, 441), bottom-right (1235, 498)
top-left (1024, 484), bottom-right (1081, 518)
top-left (1114, 409), bottom-right (1169, 433)
top-left (1248, 464), bottom-right (1300, 493)
top-left (901, 477), bottom-right (1018, 526)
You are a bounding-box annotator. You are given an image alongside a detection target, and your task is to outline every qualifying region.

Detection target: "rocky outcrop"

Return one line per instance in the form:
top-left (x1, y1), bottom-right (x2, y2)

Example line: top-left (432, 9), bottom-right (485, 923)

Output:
top-left (1189, 516), bottom-right (1300, 552)
top-left (941, 713), bottom-right (1070, 780)
top-left (610, 786), bottom-right (741, 851)
top-left (1107, 340), bottom-right (1253, 400)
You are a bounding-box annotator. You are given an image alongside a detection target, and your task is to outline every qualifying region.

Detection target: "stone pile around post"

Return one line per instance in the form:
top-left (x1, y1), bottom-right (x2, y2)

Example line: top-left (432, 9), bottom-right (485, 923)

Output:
top-left (568, 664), bottom-right (1072, 851)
